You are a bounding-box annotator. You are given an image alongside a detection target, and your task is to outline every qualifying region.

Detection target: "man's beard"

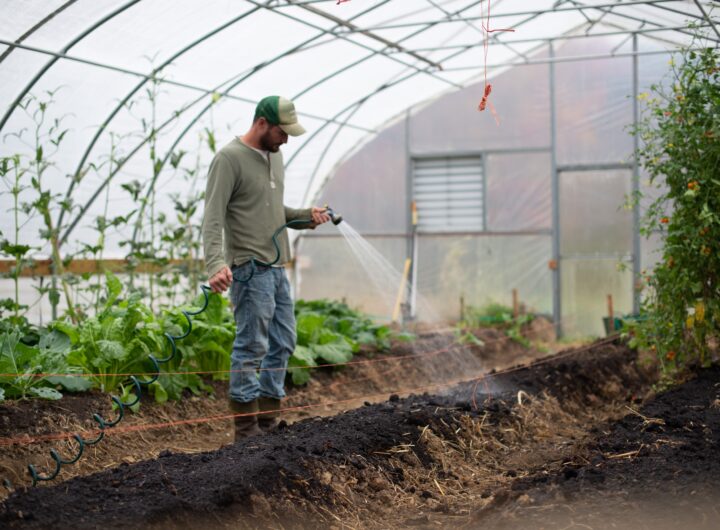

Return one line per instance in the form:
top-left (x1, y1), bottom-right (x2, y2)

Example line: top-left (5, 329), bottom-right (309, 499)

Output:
top-left (259, 131), bottom-right (280, 152)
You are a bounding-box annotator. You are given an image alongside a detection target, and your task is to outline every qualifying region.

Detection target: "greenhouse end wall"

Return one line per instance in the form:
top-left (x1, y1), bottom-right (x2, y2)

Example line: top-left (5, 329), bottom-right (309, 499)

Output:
top-left (296, 37), bottom-right (671, 338)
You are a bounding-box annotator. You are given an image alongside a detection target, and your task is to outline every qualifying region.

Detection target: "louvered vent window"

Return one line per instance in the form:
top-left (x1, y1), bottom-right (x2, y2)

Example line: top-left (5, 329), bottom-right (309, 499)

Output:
top-left (412, 156), bottom-right (485, 232)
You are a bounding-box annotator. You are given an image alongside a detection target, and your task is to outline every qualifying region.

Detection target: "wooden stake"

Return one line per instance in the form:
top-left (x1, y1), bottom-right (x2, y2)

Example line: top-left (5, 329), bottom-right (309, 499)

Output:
top-left (392, 258), bottom-right (412, 323)
top-left (512, 289), bottom-right (519, 318)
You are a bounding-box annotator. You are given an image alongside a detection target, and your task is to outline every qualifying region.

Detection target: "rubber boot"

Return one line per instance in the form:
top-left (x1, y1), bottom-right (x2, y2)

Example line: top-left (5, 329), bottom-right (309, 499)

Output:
top-left (258, 397), bottom-right (281, 432)
top-left (229, 399), bottom-right (263, 441)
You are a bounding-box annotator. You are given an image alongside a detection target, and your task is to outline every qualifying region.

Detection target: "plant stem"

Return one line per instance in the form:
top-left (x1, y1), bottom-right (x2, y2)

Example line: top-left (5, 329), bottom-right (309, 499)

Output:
top-left (31, 99), bottom-right (77, 324)
top-left (12, 158), bottom-right (21, 320)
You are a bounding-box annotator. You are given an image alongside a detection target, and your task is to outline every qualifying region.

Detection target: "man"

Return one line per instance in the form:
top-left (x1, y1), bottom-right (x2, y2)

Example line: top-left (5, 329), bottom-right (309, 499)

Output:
top-left (202, 95), bottom-right (330, 440)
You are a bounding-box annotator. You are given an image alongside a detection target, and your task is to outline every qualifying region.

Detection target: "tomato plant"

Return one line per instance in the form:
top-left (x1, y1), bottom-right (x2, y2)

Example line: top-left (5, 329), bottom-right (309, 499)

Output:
top-left (631, 43), bottom-right (719, 373)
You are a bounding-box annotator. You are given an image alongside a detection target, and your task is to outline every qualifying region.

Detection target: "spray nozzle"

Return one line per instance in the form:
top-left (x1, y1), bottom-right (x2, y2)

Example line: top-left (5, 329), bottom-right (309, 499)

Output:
top-left (325, 205), bottom-right (343, 225)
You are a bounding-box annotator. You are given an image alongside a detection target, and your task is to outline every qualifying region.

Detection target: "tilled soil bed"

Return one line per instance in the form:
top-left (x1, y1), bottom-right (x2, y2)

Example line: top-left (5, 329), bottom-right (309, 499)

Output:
top-left (0, 325), bottom-right (545, 492)
top-left (1, 335), bottom-right (717, 529)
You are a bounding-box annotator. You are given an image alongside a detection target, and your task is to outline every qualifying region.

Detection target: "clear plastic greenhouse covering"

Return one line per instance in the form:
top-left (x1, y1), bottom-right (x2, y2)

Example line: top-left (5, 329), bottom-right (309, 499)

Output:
top-left (0, 0), bottom-right (718, 334)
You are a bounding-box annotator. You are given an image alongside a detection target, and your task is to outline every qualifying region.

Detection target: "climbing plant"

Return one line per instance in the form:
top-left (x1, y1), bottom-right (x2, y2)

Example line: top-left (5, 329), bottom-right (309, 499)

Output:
top-left (630, 42), bottom-right (719, 374)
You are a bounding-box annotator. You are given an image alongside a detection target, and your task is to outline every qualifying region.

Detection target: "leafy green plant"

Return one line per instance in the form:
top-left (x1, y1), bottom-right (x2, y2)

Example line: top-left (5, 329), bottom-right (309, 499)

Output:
top-left (459, 302), bottom-right (535, 347)
top-left (0, 326), bottom-right (90, 402)
top-left (6, 91), bottom-right (78, 323)
top-left (76, 132), bottom-right (136, 315)
top-left (288, 299), bottom-right (394, 385)
top-left (146, 347), bottom-right (213, 404)
top-left (66, 271), bottom-right (166, 394)
top-left (155, 132), bottom-right (207, 308)
top-left (172, 290), bottom-right (233, 379)
top-left (629, 42), bottom-right (719, 373)
top-left (0, 155), bottom-right (34, 328)
top-left (454, 329), bottom-right (485, 347)
top-left (147, 291), bottom-right (233, 403)
top-left (295, 299), bottom-right (393, 348)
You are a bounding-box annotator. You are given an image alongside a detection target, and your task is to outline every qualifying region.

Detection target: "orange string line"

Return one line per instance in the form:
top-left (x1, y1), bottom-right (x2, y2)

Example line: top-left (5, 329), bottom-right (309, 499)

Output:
top-left (0, 375), bottom-right (497, 448)
top-left (0, 379), bottom-right (467, 447)
top-left (0, 344), bottom-right (456, 379)
top-left (0, 320), bottom-right (557, 379)
top-left (0, 329), bottom-right (615, 449)
top-left (469, 334), bottom-right (620, 410)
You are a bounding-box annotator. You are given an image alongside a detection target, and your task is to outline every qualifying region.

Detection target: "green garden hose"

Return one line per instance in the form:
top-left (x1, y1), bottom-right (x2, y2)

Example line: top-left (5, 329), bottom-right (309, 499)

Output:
top-left (26, 285), bottom-right (211, 486)
top-left (235, 209), bottom-right (341, 283)
top-left (21, 210), bottom-right (343, 486)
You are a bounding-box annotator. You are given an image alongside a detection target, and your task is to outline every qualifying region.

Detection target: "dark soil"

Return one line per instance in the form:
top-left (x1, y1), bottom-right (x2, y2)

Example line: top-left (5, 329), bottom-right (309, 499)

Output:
top-left (0, 324), bottom-right (547, 492)
top-left (473, 365), bottom-right (720, 530)
top-left (0, 392), bottom-right (110, 437)
top-left (0, 337), bottom-right (667, 530)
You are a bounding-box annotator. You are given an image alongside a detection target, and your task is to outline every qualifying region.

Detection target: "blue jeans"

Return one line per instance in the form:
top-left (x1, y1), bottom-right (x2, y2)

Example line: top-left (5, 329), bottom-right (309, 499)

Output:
top-left (229, 262), bottom-right (296, 403)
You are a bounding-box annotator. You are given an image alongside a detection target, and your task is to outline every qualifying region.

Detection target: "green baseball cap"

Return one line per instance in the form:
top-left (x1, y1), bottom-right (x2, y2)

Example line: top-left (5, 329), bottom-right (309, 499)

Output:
top-left (254, 95), bottom-right (306, 136)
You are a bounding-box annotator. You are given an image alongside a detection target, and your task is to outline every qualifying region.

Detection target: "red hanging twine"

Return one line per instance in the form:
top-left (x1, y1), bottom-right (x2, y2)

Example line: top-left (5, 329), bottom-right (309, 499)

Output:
top-left (478, 0), bottom-right (515, 124)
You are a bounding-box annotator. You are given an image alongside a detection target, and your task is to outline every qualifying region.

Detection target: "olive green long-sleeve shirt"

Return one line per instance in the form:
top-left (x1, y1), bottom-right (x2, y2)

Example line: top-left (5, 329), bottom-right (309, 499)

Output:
top-left (202, 138), bottom-right (312, 278)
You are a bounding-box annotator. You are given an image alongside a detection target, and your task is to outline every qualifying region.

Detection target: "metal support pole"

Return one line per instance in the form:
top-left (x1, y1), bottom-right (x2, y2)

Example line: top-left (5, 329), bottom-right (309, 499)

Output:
top-left (693, 0), bottom-right (720, 41)
top-left (404, 109), bottom-right (416, 320)
top-left (550, 41), bottom-right (561, 339)
top-left (632, 33), bottom-right (641, 315)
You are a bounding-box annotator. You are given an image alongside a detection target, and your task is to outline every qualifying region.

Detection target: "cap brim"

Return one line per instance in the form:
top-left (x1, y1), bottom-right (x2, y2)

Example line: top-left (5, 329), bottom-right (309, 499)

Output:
top-left (279, 122), bottom-right (306, 137)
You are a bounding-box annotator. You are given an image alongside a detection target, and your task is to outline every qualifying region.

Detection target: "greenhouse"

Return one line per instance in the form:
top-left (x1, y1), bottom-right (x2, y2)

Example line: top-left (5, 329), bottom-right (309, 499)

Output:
top-left (0, 1), bottom-right (718, 529)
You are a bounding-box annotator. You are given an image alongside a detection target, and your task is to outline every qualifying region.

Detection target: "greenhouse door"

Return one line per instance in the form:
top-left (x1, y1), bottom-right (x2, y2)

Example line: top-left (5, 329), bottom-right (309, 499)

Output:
top-left (558, 166), bottom-right (635, 338)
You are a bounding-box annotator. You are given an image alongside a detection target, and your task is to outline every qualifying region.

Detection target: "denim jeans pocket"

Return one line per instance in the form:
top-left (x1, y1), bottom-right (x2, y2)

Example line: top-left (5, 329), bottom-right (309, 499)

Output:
top-left (232, 261), bottom-right (270, 282)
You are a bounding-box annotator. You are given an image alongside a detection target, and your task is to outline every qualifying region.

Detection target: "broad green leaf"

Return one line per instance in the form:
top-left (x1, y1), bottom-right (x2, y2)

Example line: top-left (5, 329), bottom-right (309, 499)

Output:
top-left (14, 342), bottom-right (40, 366)
top-left (118, 385), bottom-right (141, 413)
top-left (202, 293), bottom-right (227, 325)
top-left (66, 348), bottom-right (86, 368)
top-left (51, 321), bottom-right (79, 344)
top-left (317, 328), bottom-right (344, 345)
top-left (95, 340), bottom-right (127, 362)
top-left (196, 340), bottom-right (228, 356)
top-left (104, 270), bottom-right (123, 309)
top-left (29, 387), bottom-right (63, 400)
top-left (39, 328), bottom-right (71, 355)
top-left (312, 341), bottom-right (353, 364)
top-left (287, 355), bottom-right (312, 386)
top-left (373, 325), bottom-right (391, 339)
top-left (296, 312), bottom-right (326, 346)
top-left (291, 345), bottom-right (317, 366)
top-left (0, 242), bottom-right (31, 259)
top-left (150, 381), bottom-right (168, 403)
top-left (46, 375), bottom-right (93, 392)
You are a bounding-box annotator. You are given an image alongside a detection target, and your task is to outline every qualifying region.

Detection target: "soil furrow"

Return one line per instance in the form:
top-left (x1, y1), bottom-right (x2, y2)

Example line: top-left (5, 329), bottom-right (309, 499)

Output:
top-left (0, 338), bottom-right (655, 529)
